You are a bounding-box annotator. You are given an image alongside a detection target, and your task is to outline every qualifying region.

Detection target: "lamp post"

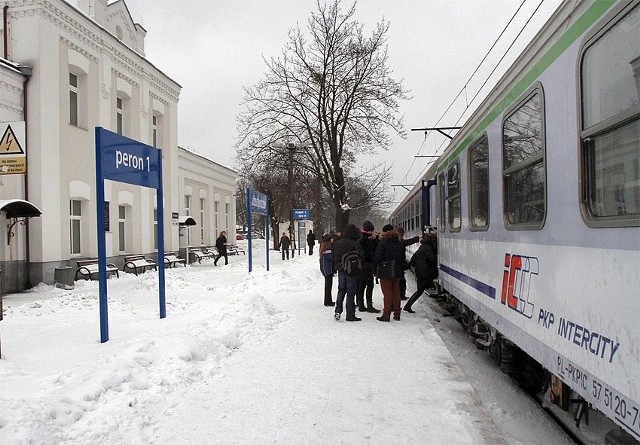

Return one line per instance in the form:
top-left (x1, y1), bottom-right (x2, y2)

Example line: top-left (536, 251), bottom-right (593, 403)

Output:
top-left (286, 142), bottom-right (296, 258)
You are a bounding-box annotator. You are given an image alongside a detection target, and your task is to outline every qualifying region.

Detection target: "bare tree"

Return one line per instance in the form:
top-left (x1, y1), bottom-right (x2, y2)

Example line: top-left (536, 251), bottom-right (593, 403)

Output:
top-left (237, 0), bottom-right (407, 230)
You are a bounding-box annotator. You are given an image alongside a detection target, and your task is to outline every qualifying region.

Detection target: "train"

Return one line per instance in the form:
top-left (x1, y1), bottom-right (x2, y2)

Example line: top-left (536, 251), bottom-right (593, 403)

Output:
top-left (390, 0), bottom-right (639, 441)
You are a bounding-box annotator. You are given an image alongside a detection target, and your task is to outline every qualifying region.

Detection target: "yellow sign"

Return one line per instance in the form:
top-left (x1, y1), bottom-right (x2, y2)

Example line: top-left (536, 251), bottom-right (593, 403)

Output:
top-left (0, 121), bottom-right (26, 175)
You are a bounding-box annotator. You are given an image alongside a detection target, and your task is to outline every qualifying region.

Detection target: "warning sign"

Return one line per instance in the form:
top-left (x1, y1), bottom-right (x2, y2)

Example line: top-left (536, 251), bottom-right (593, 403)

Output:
top-left (0, 121), bottom-right (26, 175)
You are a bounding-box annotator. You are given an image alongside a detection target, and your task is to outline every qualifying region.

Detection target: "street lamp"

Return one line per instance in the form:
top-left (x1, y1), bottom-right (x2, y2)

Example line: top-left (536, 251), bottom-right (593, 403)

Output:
top-left (286, 142), bottom-right (296, 258)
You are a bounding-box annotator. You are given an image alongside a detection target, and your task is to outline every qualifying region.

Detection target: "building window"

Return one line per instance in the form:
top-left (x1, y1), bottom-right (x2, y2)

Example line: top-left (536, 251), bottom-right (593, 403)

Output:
top-left (447, 161), bottom-right (461, 232)
top-left (118, 205), bottom-right (128, 253)
top-left (503, 88), bottom-right (545, 228)
top-left (104, 201), bottom-right (110, 232)
top-left (225, 203), bottom-right (230, 232)
top-left (200, 198), bottom-right (206, 244)
top-left (214, 201), bottom-right (219, 236)
top-left (70, 200), bottom-right (82, 255)
top-left (153, 208), bottom-right (158, 250)
top-left (469, 136), bottom-right (489, 230)
top-left (580, 4), bottom-right (640, 226)
top-left (69, 73), bottom-right (79, 126)
top-left (152, 115), bottom-right (158, 147)
top-left (116, 97), bottom-right (124, 135)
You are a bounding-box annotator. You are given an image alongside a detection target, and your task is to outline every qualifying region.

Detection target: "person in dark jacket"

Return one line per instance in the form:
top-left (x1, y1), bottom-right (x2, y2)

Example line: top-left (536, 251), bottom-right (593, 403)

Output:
top-left (404, 234), bottom-right (438, 313)
top-left (356, 220), bottom-right (380, 313)
top-left (307, 229), bottom-right (316, 255)
top-left (214, 231), bottom-right (228, 266)
top-left (331, 223), bottom-right (364, 321)
top-left (280, 232), bottom-right (291, 260)
top-left (372, 224), bottom-right (407, 321)
top-left (319, 233), bottom-right (335, 307)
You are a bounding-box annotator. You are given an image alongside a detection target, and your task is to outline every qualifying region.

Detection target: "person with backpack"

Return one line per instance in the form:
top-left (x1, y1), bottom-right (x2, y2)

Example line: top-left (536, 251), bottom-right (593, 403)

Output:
top-left (356, 220), bottom-right (380, 313)
top-left (404, 233), bottom-right (438, 313)
top-left (318, 233), bottom-right (335, 307)
top-left (214, 231), bottom-right (228, 266)
top-left (331, 223), bottom-right (364, 321)
top-left (372, 224), bottom-right (407, 322)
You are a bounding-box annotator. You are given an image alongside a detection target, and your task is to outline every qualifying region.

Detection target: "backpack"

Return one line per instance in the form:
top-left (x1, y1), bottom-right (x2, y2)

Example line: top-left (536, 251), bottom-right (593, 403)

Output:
top-left (341, 250), bottom-right (362, 277)
top-left (319, 251), bottom-right (334, 276)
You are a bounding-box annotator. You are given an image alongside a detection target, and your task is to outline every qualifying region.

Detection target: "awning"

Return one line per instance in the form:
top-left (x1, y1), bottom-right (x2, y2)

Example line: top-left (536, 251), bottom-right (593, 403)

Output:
top-left (0, 199), bottom-right (42, 218)
top-left (179, 216), bottom-right (196, 226)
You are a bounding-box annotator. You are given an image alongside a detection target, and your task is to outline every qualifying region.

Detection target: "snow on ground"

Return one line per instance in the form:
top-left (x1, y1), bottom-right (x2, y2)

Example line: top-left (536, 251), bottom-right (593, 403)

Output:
top-left (0, 240), bottom-right (569, 444)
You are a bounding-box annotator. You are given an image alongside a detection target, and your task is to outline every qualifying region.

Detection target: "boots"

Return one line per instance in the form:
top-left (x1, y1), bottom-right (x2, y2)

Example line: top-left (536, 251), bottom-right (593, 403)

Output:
top-left (367, 306), bottom-right (381, 313)
top-left (403, 306), bottom-right (415, 313)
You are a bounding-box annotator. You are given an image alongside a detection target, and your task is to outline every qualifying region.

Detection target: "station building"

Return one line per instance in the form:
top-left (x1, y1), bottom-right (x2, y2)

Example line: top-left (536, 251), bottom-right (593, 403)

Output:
top-left (0, 0), bottom-right (237, 293)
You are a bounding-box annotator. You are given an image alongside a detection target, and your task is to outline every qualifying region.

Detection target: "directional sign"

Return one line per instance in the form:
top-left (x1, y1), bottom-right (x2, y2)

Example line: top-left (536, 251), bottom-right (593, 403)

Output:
top-left (0, 121), bottom-right (26, 175)
top-left (293, 208), bottom-right (311, 220)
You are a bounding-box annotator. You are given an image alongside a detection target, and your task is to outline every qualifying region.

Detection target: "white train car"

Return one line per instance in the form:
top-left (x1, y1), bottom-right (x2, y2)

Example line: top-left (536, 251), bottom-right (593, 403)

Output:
top-left (392, 0), bottom-right (639, 440)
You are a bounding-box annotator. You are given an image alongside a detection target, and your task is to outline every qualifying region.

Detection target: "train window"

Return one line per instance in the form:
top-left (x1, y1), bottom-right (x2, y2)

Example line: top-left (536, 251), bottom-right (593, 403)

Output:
top-left (469, 135), bottom-right (489, 230)
top-left (438, 172), bottom-right (446, 232)
top-left (580, 4), bottom-right (640, 227)
top-left (502, 88), bottom-right (546, 229)
top-left (447, 161), bottom-right (461, 231)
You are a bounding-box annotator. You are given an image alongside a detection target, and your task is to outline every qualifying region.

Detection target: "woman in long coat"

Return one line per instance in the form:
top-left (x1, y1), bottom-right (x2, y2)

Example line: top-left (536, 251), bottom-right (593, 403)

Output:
top-left (372, 224), bottom-right (407, 321)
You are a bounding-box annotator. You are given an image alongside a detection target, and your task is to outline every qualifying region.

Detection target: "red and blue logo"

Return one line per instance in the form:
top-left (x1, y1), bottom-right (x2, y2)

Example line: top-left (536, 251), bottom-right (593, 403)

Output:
top-left (500, 253), bottom-right (538, 319)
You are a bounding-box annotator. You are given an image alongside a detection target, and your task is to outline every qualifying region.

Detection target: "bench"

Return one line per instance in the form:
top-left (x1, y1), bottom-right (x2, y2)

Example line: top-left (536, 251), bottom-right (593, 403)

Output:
top-left (75, 259), bottom-right (120, 281)
top-left (164, 252), bottom-right (186, 268)
top-left (123, 255), bottom-right (158, 275)
top-left (227, 244), bottom-right (245, 255)
top-left (191, 247), bottom-right (216, 264)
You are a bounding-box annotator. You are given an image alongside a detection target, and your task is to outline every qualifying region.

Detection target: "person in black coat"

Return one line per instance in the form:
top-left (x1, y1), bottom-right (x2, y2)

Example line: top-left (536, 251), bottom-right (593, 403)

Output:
top-left (372, 224), bottom-right (407, 321)
top-left (214, 231), bottom-right (228, 266)
top-left (404, 234), bottom-right (438, 313)
top-left (332, 223), bottom-right (364, 321)
top-left (280, 232), bottom-right (291, 260)
top-left (356, 220), bottom-right (380, 313)
top-left (306, 229), bottom-right (316, 255)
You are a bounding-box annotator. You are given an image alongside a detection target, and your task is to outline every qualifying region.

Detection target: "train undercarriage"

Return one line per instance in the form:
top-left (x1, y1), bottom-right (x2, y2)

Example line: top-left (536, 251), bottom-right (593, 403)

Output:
top-left (431, 289), bottom-right (639, 445)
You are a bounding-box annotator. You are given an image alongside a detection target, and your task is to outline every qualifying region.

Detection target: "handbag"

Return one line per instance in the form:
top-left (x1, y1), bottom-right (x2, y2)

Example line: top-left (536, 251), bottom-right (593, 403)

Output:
top-left (376, 260), bottom-right (397, 279)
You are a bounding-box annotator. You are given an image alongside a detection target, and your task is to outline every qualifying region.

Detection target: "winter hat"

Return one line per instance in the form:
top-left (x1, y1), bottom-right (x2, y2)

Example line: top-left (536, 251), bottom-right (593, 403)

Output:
top-left (362, 220), bottom-right (374, 232)
top-left (321, 233), bottom-right (332, 241)
top-left (382, 224), bottom-right (394, 232)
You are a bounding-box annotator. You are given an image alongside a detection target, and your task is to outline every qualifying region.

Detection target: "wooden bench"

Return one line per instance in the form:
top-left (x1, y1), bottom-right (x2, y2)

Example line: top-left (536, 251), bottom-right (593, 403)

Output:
top-left (164, 252), bottom-right (186, 268)
top-left (123, 255), bottom-right (158, 275)
top-left (75, 259), bottom-right (120, 281)
top-left (227, 244), bottom-right (245, 255)
top-left (191, 247), bottom-right (217, 264)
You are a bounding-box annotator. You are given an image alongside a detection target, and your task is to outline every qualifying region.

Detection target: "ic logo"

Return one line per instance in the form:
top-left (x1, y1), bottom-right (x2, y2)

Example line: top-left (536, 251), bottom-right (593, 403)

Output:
top-left (500, 253), bottom-right (538, 319)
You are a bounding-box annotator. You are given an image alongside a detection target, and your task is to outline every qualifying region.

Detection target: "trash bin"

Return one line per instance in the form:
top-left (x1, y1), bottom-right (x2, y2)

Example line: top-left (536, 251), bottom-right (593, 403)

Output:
top-left (54, 266), bottom-right (74, 290)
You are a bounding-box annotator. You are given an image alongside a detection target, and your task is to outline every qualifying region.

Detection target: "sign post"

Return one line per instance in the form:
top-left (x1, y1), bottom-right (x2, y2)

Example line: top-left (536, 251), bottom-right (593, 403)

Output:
top-left (246, 188), bottom-right (269, 273)
top-left (95, 127), bottom-right (165, 343)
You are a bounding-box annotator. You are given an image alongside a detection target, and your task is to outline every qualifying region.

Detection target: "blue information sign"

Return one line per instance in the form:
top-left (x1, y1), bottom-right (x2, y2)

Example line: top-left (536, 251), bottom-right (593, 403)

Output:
top-left (293, 209), bottom-right (311, 220)
top-left (95, 127), bottom-right (166, 343)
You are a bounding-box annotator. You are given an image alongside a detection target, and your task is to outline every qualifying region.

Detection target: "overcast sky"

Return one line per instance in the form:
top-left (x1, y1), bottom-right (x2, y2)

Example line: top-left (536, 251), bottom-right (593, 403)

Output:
top-left (122, 0), bottom-right (563, 207)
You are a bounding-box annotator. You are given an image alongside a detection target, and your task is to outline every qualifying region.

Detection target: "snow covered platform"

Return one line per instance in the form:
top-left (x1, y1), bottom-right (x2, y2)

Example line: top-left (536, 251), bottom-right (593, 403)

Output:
top-left (0, 241), bottom-right (504, 444)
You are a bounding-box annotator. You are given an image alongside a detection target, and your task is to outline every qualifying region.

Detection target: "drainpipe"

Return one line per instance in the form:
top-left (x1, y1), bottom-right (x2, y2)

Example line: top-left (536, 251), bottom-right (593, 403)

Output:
top-left (16, 64), bottom-right (32, 289)
top-left (3, 5), bottom-right (8, 60)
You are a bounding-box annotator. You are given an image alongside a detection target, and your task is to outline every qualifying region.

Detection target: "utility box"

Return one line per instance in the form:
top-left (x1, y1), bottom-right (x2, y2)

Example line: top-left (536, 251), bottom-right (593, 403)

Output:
top-left (54, 266), bottom-right (75, 290)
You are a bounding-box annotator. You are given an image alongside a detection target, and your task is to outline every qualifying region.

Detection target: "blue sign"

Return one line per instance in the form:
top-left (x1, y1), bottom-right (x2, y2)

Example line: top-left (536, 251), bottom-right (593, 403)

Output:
top-left (293, 209), bottom-right (311, 220)
top-left (98, 128), bottom-right (161, 189)
top-left (248, 189), bottom-right (269, 216)
top-left (95, 127), bottom-right (166, 343)
top-left (246, 188), bottom-right (270, 273)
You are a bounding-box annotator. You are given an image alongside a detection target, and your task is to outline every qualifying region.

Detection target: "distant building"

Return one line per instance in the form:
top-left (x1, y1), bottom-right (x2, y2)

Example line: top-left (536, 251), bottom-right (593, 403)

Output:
top-left (0, 0), bottom-right (236, 292)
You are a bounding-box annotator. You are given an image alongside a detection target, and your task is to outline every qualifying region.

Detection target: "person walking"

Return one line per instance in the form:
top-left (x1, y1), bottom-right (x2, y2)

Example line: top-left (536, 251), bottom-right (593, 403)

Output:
top-left (280, 232), bottom-right (291, 260)
top-left (319, 233), bottom-right (335, 307)
top-left (356, 220), bottom-right (380, 313)
top-left (372, 224), bottom-right (406, 322)
top-left (306, 229), bottom-right (316, 255)
top-left (332, 223), bottom-right (364, 321)
top-left (214, 231), bottom-right (228, 266)
top-left (404, 233), bottom-right (438, 313)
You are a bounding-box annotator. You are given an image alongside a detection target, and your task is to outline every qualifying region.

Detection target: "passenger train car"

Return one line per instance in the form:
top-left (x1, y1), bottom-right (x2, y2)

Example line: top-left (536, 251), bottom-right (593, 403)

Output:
top-left (390, 0), bottom-right (639, 440)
